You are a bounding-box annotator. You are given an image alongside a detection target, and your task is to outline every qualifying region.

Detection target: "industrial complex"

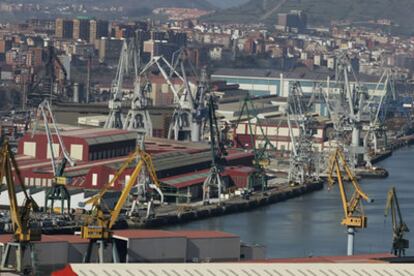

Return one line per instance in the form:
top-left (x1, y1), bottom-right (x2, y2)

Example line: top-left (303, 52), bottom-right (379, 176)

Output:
top-left (0, 5), bottom-right (414, 275)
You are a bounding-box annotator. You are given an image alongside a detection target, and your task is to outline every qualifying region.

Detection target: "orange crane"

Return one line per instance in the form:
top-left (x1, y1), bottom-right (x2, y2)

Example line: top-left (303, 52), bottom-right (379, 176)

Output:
top-left (80, 147), bottom-right (161, 263)
top-left (327, 147), bottom-right (373, 256)
top-left (0, 140), bottom-right (41, 273)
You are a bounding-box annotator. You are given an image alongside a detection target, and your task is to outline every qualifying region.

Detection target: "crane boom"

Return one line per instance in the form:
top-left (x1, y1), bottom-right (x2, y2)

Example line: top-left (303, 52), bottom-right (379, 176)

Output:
top-left (80, 147), bottom-right (161, 263)
top-left (0, 140), bottom-right (41, 272)
top-left (32, 99), bottom-right (75, 213)
top-left (327, 147), bottom-right (372, 256)
top-left (385, 187), bottom-right (409, 256)
top-left (328, 148), bottom-right (371, 228)
top-left (81, 148), bottom-right (160, 238)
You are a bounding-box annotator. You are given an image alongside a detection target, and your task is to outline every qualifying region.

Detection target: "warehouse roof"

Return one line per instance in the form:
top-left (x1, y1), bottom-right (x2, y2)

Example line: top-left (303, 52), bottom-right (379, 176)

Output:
top-left (113, 230), bottom-right (186, 240)
top-left (213, 67), bottom-right (381, 83)
top-left (61, 128), bottom-right (137, 145)
top-left (53, 263), bottom-right (414, 276)
top-left (176, 230), bottom-right (239, 239)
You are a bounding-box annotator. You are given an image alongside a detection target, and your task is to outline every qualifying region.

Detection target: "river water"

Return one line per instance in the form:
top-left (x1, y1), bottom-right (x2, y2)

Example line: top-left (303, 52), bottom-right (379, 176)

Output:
top-left (166, 147), bottom-right (414, 258)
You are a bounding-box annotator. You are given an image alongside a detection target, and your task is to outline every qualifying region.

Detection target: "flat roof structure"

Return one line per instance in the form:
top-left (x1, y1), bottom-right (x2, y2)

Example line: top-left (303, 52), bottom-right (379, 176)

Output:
top-left (52, 263), bottom-right (414, 276)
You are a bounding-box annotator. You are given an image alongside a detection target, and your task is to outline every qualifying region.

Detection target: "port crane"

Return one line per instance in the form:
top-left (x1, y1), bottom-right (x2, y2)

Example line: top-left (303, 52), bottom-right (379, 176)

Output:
top-left (327, 147), bottom-right (372, 256)
top-left (363, 67), bottom-right (395, 157)
top-left (169, 48), bottom-right (209, 142)
top-left (0, 140), bottom-right (41, 273)
top-left (32, 99), bottom-right (75, 213)
top-left (287, 82), bottom-right (317, 186)
top-left (203, 95), bottom-right (226, 203)
top-left (233, 96), bottom-right (275, 191)
top-left (143, 51), bottom-right (208, 142)
top-left (385, 187), bottom-right (409, 257)
top-left (123, 41), bottom-right (153, 146)
top-left (323, 53), bottom-right (369, 169)
top-left (80, 147), bottom-right (163, 263)
top-left (104, 40), bottom-right (129, 129)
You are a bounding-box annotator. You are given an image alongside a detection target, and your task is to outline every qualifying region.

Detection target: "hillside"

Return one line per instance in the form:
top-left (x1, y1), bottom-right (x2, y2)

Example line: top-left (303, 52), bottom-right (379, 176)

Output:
top-left (205, 0), bottom-right (249, 9)
top-left (204, 0), bottom-right (414, 34)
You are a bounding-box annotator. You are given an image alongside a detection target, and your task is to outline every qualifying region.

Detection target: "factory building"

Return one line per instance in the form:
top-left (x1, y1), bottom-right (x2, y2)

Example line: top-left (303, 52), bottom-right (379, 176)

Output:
top-left (0, 229), bottom-right (245, 269)
top-left (18, 128), bottom-right (137, 162)
top-left (235, 117), bottom-right (333, 152)
top-left (211, 68), bottom-right (386, 101)
top-left (13, 128), bottom-right (257, 202)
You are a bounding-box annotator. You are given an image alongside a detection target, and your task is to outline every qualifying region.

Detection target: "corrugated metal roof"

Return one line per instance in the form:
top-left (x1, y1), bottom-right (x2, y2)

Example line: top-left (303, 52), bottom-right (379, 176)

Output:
top-left (54, 263), bottom-right (414, 276)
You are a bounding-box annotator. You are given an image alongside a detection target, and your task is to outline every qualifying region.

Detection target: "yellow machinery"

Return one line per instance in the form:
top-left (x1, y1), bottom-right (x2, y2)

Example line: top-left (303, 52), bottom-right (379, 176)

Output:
top-left (0, 140), bottom-right (41, 273)
top-left (81, 147), bottom-right (160, 262)
top-left (327, 147), bottom-right (372, 256)
top-left (385, 187), bottom-right (409, 257)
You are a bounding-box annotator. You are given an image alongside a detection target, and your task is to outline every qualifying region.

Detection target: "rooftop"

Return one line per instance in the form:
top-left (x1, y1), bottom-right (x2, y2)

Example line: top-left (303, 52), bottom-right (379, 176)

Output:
top-left (213, 67), bottom-right (381, 83)
top-left (113, 230), bottom-right (186, 240)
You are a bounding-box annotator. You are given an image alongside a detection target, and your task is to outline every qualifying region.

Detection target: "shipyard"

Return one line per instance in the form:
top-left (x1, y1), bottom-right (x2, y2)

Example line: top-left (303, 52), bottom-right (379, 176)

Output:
top-left (0, 1), bottom-right (414, 275)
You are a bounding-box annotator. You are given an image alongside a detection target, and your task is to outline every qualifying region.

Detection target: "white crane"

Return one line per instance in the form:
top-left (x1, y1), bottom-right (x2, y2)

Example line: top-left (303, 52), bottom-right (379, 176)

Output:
top-left (363, 67), bottom-right (394, 158)
top-left (140, 55), bottom-right (207, 142)
top-left (32, 99), bottom-right (75, 213)
top-left (123, 37), bottom-right (153, 146)
top-left (104, 40), bottom-right (129, 129)
top-left (287, 82), bottom-right (317, 185)
top-left (323, 53), bottom-right (368, 169)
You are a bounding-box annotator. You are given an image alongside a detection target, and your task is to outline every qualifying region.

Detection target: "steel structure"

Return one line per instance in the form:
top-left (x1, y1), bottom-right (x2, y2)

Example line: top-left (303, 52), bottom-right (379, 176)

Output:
top-left (363, 67), bottom-right (395, 157)
top-left (385, 187), bottom-right (409, 257)
top-left (234, 96), bottom-right (274, 191)
top-left (0, 140), bottom-right (41, 273)
top-left (287, 82), bottom-right (317, 185)
top-left (32, 99), bottom-right (75, 213)
top-left (104, 40), bottom-right (129, 129)
top-left (203, 96), bottom-right (225, 204)
top-left (323, 53), bottom-right (373, 169)
top-left (169, 48), bottom-right (208, 142)
top-left (123, 36), bottom-right (153, 145)
top-left (80, 148), bottom-right (163, 263)
top-left (327, 147), bottom-right (372, 256)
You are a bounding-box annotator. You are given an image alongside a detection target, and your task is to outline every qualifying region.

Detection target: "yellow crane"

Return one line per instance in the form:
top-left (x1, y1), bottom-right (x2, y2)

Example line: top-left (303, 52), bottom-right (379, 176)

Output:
top-left (385, 187), bottom-right (409, 257)
top-left (327, 147), bottom-right (372, 256)
top-left (80, 147), bottom-right (161, 263)
top-left (0, 140), bottom-right (41, 273)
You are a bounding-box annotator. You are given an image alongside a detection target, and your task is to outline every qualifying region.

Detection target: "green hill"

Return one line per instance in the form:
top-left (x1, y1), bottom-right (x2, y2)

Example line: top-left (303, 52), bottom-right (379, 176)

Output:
top-left (203, 0), bottom-right (414, 34)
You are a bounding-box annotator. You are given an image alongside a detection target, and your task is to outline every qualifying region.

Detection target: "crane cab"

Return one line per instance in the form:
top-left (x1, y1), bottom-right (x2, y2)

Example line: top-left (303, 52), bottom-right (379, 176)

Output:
top-left (342, 216), bottom-right (367, 228)
top-left (80, 226), bottom-right (111, 240)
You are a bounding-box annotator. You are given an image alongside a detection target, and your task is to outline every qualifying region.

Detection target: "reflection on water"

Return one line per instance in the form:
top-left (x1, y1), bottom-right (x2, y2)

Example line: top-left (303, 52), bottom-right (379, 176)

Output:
top-left (166, 147), bottom-right (414, 258)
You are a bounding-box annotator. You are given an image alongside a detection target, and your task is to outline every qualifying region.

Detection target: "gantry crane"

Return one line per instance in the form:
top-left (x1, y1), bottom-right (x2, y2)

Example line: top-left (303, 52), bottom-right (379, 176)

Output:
top-left (123, 37), bottom-right (152, 145)
top-left (203, 95), bottom-right (226, 204)
top-left (363, 67), bottom-right (395, 159)
top-left (385, 187), bottom-right (409, 257)
top-left (324, 53), bottom-right (369, 169)
top-left (80, 147), bottom-right (162, 263)
top-left (32, 99), bottom-right (75, 213)
top-left (145, 52), bottom-right (208, 142)
top-left (170, 48), bottom-right (209, 142)
top-left (327, 147), bottom-right (372, 256)
top-left (233, 96), bottom-right (274, 191)
top-left (105, 40), bottom-right (129, 129)
top-left (0, 140), bottom-right (41, 273)
top-left (287, 82), bottom-right (317, 186)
